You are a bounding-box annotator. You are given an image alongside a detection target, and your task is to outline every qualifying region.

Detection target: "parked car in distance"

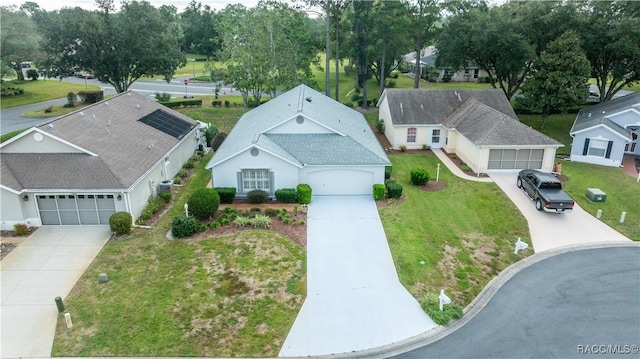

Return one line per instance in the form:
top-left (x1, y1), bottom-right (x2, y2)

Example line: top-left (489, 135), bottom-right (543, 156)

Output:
top-left (517, 169), bottom-right (574, 213)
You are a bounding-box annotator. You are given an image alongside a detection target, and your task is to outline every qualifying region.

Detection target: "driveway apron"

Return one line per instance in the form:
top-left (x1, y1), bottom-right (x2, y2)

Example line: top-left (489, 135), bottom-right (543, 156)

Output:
top-left (279, 196), bottom-right (436, 357)
top-left (490, 173), bottom-right (630, 252)
top-left (1, 226), bottom-right (111, 358)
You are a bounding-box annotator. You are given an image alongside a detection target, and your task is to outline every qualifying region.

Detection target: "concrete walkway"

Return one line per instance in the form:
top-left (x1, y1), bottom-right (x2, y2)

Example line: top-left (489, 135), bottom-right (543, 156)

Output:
top-left (431, 149), bottom-right (493, 183)
top-left (279, 196), bottom-right (436, 357)
top-left (1, 226), bottom-right (111, 358)
top-left (490, 173), bottom-right (630, 252)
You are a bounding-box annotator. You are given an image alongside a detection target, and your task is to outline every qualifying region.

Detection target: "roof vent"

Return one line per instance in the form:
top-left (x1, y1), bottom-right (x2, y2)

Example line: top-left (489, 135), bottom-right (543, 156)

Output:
top-left (104, 101), bottom-right (109, 106)
top-left (457, 92), bottom-right (462, 102)
top-left (47, 124), bottom-right (54, 129)
top-left (400, 102), bottom-right (404, 115)
top-left (107, 120), bottom-right (111, 126)
top-left (78, 112), bottom-right (84, 117)
top-left (135, 104), bottom-right (141, 109)
top-left (306, 97), bottom-right (312, 103)
top-left (588, 113), bottom-right (592, 117)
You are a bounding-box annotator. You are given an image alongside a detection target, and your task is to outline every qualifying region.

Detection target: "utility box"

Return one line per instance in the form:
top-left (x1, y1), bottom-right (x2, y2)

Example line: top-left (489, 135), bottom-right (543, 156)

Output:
top-left (586, 188), bottom-right (606, 202)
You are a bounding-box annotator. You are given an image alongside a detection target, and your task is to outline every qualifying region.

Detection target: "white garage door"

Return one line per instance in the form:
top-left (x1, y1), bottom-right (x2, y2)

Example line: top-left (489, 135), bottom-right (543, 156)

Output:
top-left (488, 149), bottom-right (544, 170)
top-left (37, 194), bottom-right (115, 225)
top-left (307, 169), bottom-right (374, 195)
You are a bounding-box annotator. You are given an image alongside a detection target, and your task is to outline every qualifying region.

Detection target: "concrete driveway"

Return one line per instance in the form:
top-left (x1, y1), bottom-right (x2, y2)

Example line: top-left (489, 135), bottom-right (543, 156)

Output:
top-left (1, 226), bottom-right (111, 358)
top-left (490, 173), bottom-right (630, 252)
top-left (279, 196), bottom-right (437, 357)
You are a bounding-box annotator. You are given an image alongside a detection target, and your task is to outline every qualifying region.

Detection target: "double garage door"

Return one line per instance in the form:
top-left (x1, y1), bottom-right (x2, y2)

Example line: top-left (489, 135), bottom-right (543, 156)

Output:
top-left (37, 194), bottom-right (116, 225)
top-left (488, 149), bottom-right (544, 170)
top-left (307, 169), bottom-right (374, 195)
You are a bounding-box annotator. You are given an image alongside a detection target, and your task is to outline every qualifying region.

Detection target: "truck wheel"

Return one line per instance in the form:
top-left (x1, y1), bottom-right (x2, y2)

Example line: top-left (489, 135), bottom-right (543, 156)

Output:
top-left (535, 198), bottom-right (543, 211)
top-left (517, 178), bottom-right (522, 188)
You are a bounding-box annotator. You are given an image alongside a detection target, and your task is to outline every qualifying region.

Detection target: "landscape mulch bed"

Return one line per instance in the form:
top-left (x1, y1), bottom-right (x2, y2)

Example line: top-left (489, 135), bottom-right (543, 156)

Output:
top-left (0, 227), bottom-right (37, 260)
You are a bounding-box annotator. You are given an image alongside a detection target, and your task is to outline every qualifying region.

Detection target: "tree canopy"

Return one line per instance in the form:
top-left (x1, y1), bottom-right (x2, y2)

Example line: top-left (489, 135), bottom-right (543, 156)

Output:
top-left (0, 5), bottom-right (43, 80)
top-left (38, 0), bottom-right (185, 92)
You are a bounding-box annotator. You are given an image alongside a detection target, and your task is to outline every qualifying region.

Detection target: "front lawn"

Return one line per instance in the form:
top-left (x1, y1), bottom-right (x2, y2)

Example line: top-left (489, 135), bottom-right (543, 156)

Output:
top-left (559, 159), bottom-right (639, 240)
top-left (380, 153), bottom-right (531, 306)
top-left (52, 154), bottom-right (306, 357)
top-left (0, 79), bottom-right (100, 109)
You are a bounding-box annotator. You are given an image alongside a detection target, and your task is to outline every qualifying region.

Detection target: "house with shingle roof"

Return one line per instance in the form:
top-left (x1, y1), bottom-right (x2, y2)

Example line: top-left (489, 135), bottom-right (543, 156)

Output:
top-left (377, 88), bottom-right (562, 173)
top-left (0, 91), bottom-right (200, 230)
top-left (205, 84), bottom-right (390, 196)
top-left (569, 92), bottom-right (638, 167)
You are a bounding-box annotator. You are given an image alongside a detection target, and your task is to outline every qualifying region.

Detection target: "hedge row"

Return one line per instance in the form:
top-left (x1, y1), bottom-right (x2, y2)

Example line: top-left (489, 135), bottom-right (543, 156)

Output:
top-left (160, 99), bottom-right (203, 108)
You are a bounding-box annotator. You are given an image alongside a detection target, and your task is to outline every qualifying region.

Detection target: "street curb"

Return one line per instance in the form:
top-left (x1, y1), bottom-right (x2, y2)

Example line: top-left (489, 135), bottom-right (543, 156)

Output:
top-left (318, 241), bottom-right (640, 359)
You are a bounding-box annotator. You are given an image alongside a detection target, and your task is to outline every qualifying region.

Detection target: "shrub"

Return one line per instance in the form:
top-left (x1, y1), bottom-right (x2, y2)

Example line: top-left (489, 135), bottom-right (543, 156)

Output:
top-left (109, 212), bottom-right (132, 236)
top-left (182, 159), bottom-right (195, 169)
top-left (66, 92), bottom-right (77, 105)
top-left (343, 102), bottom-right (354, 108)
top-left (214, 187), bottom-right (236, 204)
top-left (224, 100), bottom-right (230, 108)
top-left (385, 79), bottom-right (396, 88)
top-left (422, 144), bottom-right (430, 150)
top-left (233, 216), bottom-right (250, 227)
top-left (172, 177), bottom-right (182, 185)
top-left (77, 90), bottom-right (104, 103)
top-left (13, 223), bottom-right (29, 236)
top-left (386, 180), bottom-right (403, 199)
top-left (177, 169), bottom-right (188, 178)
top-left (420, 292), bottom-right (464, 326)
top-left (187, 187), bottom-right (220, 219)
top-left (399, 145), bottom-right (407, 152)
top-left (137, 196), bottom-right (165, 223)
top-left (154, 92), bottom-right (171, 102)
top-left (385, 166), bottom-right (392, 180)
top-left (390, 71), bottom-right (400, 79)
top-left (44, 105), bottom-right (53, 113)
top-left (275, 188), bottom-right (299, 203)
top-left (171, 215), bottom-right (203, 238)
top-left (204, 124), bottom-right (218, 147)
top-left (247, 189), bottom-right (268, 204)
top-left (376, 119), bottom-right (385, 134)
top-left (410, 167), bottom-right (430, 185)
top-left (211, 132), bottom-right (227, 152)
top-left (159, 192), bottom-right (172, 203)
top-left (249, 214), bottom-right (271, 228)
top-left (26, 69), bottom-right (39, 80)
top-left (373, 184), bottom-right (386, 200)
top-left (264, 208), bottom-right (279, 217)
top-left (297, 184), bottom-right (312, 204)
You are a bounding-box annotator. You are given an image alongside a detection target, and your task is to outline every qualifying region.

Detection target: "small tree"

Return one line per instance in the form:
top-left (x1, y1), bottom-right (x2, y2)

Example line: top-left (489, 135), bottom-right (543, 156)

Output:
top-left (187, 188), bottom-right (220, 219)
top-left (64, 92), bottom-right (77, 108)
top-left (25, 68), bottom-right (39, 80)
top-left (519, 30), bottom-right (590, 130)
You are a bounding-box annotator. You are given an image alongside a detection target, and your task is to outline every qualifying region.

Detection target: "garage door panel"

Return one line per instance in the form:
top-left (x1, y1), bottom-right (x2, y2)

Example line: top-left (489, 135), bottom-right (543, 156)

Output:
top-left (308, 169), bottom-right (374, 195)
top-left (36, 193), bottom-right (115, 226)
top-left (489, 149), bottom-right (545, 170)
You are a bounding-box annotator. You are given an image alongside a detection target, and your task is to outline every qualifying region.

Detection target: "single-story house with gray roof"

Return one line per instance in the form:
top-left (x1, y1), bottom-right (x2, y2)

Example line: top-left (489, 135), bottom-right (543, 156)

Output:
top-left (0, 91), bottom-right (200, 230)
top-left (377, 88), bottom-right (562, 174)
top-left (205, 84), bottom-right (391, 196)
top-left (569, 92), bottom-right (638, 167)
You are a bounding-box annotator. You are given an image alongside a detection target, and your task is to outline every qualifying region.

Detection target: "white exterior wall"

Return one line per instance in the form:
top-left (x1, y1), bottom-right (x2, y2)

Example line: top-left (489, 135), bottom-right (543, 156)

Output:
top-left (378, 97), bottom-right (395, 149)
top-left (570, 127), bottom-right (626, 167)
top-left (2, 131), bottom-right (84, 153)
top-left (452, 135), bottom-right (482, 173)
top-left (1, 188), bottom-right (40, 230)
top-left (211, 148), bottom-right (299, 196)
top-left (267, 117), bottom-right (334, 134)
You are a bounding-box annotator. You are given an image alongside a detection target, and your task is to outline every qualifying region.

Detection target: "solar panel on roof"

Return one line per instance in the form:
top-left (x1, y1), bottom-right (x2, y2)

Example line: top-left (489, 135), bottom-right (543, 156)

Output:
top-left (138, 109), bottom-right (195, 139)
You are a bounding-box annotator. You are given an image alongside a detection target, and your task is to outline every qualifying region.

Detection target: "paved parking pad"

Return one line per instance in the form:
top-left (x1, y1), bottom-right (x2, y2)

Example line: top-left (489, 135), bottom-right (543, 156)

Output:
top-left (279, 196), bottom-right (437, 357)
top-left (1, 226), bottom-right (111, 358)
top-left (490, 173), bottom-right (630, 252)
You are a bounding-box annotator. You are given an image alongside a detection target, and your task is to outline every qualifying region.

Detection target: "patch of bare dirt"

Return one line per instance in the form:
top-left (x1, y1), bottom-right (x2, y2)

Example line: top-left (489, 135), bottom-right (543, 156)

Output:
top-left (1, 227), bottom-right (37, 260)
top-left (375, 196), bottom-right (405, 208)
top-left (442, 150), bottom-right (490, 178)
top-left (417, 180), bottom-right (448, 192)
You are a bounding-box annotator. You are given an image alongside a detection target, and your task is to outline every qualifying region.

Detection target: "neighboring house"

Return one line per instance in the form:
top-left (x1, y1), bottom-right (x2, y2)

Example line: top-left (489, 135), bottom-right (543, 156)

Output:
top-left (0, 91), bottom-right (200, 230)
top-left (569, 92), bottom-right (639, 167)
top-left (403, 46), bottom-right (489, 82)
top-left (205, 84), bottom-right (390, 196)
top-left (378, 88), bottom-right (562, 174)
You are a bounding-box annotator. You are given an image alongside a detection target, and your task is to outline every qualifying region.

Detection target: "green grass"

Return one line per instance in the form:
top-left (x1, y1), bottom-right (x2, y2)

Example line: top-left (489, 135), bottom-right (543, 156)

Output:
top-left (558, 160), bottom-right (639, 240)
top-left (177, 106), bottom-right (249, 134)
top-left (52, 154), bottom-right (306, 357)
top-left (1, 129), bottom-right (28, 143)
top-left (1, 79), bottom-right (101, 109)
top-left (379, 153), bottom-right (531, 306)
top-left (518, 113), bottom-right (576, 156)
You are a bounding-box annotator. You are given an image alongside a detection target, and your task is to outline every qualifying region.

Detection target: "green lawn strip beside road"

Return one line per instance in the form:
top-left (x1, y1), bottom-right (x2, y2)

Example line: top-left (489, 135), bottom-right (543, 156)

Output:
top-left (1, 80), bottom-right (100, 109)
top-left (559, 160), bottom-right (639, 240)
top-left (379, 154), bottom-right (531, 307)
top-left (52, 154), bottom-right (306, 357)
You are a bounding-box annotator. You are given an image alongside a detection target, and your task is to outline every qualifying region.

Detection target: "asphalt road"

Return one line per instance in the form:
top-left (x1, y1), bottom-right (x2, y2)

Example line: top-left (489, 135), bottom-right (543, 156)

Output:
top-left (0, 76), bottom-right (236, 134)
top-left (395, 246), bottom-right (640, 359)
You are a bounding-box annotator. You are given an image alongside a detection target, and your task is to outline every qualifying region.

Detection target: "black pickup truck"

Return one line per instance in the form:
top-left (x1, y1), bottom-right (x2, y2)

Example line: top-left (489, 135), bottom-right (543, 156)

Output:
top-left (517, 169), bottom-right (574, 213)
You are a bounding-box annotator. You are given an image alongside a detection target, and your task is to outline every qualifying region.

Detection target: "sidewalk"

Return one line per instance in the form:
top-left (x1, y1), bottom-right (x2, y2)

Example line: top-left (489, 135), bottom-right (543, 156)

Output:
top-left (431, 148), bottom-right (493, 183)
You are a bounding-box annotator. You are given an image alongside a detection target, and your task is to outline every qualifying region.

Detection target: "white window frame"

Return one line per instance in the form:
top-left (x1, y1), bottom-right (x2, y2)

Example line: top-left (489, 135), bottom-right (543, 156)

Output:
top-left (588, 138), bottom-right (608, 157)
top-left (407, 127), bottom-right (417, 143)
top-left (432, 129), bottom-right (441, 143)
top-left (242, 169), bottom-right (270, 191)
